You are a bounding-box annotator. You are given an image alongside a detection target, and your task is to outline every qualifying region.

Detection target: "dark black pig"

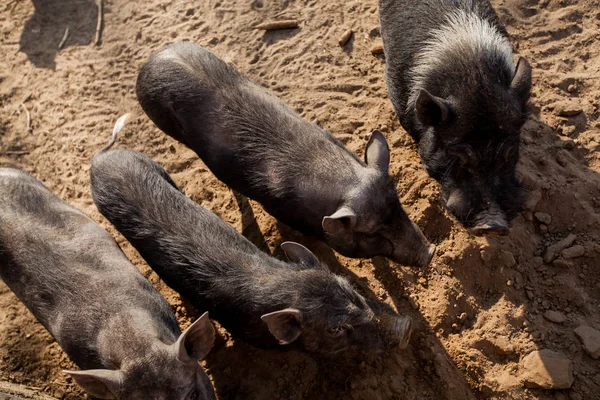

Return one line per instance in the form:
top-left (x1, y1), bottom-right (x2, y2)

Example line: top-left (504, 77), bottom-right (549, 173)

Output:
top-left (135, 41), bottom-right (434, 267)
top-left (0, 168), bottom-right (216, 400)
top-left (90, 149), bottom-right (413, 354)
top-left (379, 0), bottom-right (532, 236)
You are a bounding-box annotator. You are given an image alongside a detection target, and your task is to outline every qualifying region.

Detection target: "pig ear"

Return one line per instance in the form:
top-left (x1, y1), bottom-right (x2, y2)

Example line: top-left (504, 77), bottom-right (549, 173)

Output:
top-left (175, 312), bottom-right (215, 362)
top-left (510, 57), bottom-right (532, 103)
top-left (415, 89), bottom-right (450, 127)
top-left (64, 369), bottom-right (123, 399)
top-left (365, 129), bottom-right (390, 174)
top-left (281, 241), bottom-right (320, 267)
top-left (261, 308), bottom-right (303, 345)
top-left (322, 206), bottom-right (357, 236)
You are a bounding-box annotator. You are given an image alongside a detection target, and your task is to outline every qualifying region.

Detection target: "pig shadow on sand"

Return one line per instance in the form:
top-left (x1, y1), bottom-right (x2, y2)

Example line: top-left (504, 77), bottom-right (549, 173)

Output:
top-left (389, 114), bottom-right (600, 398)
top-left (200, 212), bottom-right (476, 399)
top-left (232, 192), bottom-right (271, 254)
top-left (18, 0), bottom-right (99, 70)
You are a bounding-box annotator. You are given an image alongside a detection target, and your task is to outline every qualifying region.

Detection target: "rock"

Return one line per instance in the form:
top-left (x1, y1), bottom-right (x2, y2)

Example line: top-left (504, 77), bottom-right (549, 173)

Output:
top-left (553, 259), bottom-right (573, 268)
top-left (480, 248), bottom-right (493, 264)
top-left (574, 325), bottom-right (600, 359)
top-left (525, 190), bottom-right (542, 211)
top-left (544, 234), bottom-right (577, 263)
top-left (544, 310), bottom-right (567, 324)
top-left (535, 212), bottom-right (552, 225)
top-left (556, 150), bottom-right (569, 167)
top-left (562, 245), bottom-right (585, 259)
top-left (498, 250), bottom-right (516, 268)
top-left (367, 25), bottom-right (380, 38)
top-left (555, 101), bottom-right (583, 117)
top-left (520, 349), bottom-right (574, 389)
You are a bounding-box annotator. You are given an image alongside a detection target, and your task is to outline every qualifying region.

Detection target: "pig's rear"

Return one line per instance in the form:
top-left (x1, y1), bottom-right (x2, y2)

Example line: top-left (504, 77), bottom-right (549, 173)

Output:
top-left (136, 42), bottom-right (237, 147)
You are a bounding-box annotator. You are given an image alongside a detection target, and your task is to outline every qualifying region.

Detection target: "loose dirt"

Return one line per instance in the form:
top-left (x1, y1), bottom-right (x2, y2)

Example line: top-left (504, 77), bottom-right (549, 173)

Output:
top-left (1, 0), bottom-right (599, 399)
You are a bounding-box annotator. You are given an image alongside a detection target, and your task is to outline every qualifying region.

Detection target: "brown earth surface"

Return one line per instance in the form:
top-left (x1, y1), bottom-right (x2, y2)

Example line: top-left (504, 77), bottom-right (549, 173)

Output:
top-left (1, 0), bottom-right (600, 399)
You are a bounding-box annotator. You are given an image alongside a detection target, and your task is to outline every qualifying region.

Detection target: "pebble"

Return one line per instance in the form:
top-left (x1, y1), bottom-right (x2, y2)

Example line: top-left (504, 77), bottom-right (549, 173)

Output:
top-left (553, 259), bottom-right (573, 268)
top-left (544, 310), bottom-right (567, 324)
top-left (498, 250), bottom-right (516, 268)
top-left (562, 245), bottom-right (585, 259)
top-left (169, 143), bottom-right (176, 153)
top-left (534, 212), bottom-right (552, 225)
top-left (544, 234), bottom-right (577, 263)
top-left (540, 224), bottom-right (548, 233)
top-left (520, 349), bottom-right (574, 389)
top-left (556, 150), bottom-right (569, 167)
top-left (554, 101), bottom-right (584, 117)
top-left (574, 325), bottom-right (600, 359)
top-left (525, 190), bottom-right (542, 211)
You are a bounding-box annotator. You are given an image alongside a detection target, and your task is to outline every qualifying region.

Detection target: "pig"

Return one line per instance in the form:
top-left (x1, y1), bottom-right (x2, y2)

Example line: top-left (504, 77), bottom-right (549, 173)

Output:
top-left (379, 0), bottom-right (532, 236)
top-left (90, 148), bottom-right (413, 354)
top-left (135, 41), bottom-right (435, 267)
top-left (0, 168), bottom-right (216, 400)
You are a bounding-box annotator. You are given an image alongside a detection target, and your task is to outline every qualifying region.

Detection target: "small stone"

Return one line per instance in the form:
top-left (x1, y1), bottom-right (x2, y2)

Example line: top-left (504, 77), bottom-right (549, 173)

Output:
top-left (540, 224), bottom-right (548, 233)
top-left (553, 259), bottom-right (573, 268)
top-left (498, 250), bottom-right (516, 268)
top-left (555, 101), bottom-right (583, 117)
top-left (544, 310), bottom-right (567, 324)
top-left (525, 190), bottom-right (542, 211)
top-left (562, 245), bottom-right (585, 259)
top-left (526, 290), bottom-right (534, 300)
top-left (520, 349), bottom-right (574, 389)
top-left (535, 212), bottom-right (552, 225)
top-left (169, 143), bottom-right (176, 153)
top-left (544, 234), bottom-right (577, 263)
top-left (480, 248), bottom-right (493, 264)
top-left (594, 244), bottom-right (600, 254)
top-left (368, 25), bottom-right (380, 38)
top-left (563, 140), bottom-right (576, 150)
top-left (574, 325), bottom-right (600, 359)
top-left (556, 150), bottom-right (569, 167)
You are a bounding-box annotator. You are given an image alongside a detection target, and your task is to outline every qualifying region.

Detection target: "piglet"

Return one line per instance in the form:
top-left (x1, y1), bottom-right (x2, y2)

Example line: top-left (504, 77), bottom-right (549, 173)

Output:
top-left (0, 168), bottom-right (216, 400)
top-left (90, 149), bottom-right (413, 354)
top-left (135, 41), bottom-right (434, 267)
top-left (379, 0), bottom-right (532, 235)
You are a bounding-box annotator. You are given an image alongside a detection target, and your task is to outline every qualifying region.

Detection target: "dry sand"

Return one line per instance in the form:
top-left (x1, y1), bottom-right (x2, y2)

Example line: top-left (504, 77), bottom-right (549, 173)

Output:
top-left (1, 0), bottom-right (600, 399)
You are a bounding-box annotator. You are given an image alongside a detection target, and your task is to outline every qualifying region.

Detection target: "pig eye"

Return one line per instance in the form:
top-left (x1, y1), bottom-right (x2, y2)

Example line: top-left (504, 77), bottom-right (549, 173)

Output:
top-left (327, 326), bottom-right (348, 337)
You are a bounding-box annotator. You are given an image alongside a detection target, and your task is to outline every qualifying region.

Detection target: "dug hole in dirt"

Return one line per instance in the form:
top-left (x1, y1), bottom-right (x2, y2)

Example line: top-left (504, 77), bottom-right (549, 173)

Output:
top-left (1, 0), bottom-right (600, 399)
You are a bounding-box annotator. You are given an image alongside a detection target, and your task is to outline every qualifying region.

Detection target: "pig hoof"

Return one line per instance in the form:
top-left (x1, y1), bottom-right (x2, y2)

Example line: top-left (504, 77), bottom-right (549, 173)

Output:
top-left (471, 223), bottom-right (509, 237)
top-left (396, 317), bottom-right (413, 349)
top-left (424, 244), bottom-right (436, 266)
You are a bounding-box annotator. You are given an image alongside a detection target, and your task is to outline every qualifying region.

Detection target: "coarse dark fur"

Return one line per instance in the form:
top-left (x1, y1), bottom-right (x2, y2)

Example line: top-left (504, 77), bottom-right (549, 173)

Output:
top-left (379, 0), bottom-right (532, 234)
top-left (134, 41), bottom-right (434, 267)
top-left (90, 150), bottom-right (412, 354)
top-left (0, 168), bottom-right (215, 400)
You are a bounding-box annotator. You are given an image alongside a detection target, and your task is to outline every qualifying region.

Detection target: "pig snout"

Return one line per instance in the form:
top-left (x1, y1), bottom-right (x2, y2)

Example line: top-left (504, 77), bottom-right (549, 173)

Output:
top-left (471, 220), bottom-right (509, 236)
top-left (391, 221), bottom-right (435, 267)
top-left (446, 188), bottom-right (510, 237)
top-left (470, 206), bottom-right (509, 237)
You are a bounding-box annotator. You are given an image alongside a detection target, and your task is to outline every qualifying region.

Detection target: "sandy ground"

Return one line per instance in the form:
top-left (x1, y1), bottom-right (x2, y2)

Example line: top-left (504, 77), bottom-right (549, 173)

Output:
top-left (1, 0), bottom-right (599, 399)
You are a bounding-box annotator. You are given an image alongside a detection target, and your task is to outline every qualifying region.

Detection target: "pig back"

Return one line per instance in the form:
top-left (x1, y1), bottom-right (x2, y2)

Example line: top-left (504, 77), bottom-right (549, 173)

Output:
top-left (379, 0), bottom-right (508, 136)
top-left (137, 42), bottom-right (363, 237)
top-left (0, 168), bottom-right (179, 368)
top-left (90, 150), bottom-right (263, 304)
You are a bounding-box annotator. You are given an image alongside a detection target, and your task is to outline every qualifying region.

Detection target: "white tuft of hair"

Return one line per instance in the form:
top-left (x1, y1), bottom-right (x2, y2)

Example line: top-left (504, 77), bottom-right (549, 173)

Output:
top-left (407, 9), bottom-right (515, 112)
